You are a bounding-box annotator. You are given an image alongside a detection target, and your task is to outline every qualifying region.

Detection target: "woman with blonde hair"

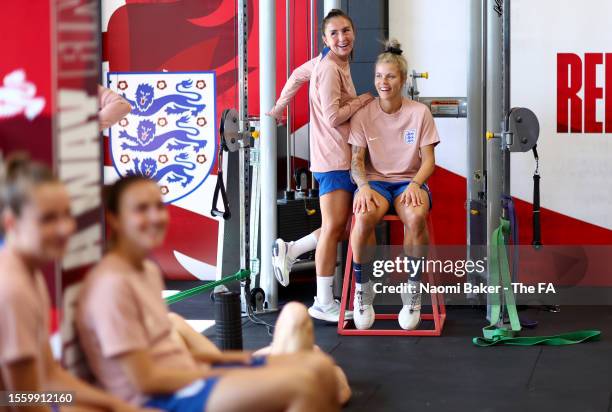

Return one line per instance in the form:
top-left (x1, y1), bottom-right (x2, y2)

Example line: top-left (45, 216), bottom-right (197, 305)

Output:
top-left (349, 40), bottom-right (440, 330)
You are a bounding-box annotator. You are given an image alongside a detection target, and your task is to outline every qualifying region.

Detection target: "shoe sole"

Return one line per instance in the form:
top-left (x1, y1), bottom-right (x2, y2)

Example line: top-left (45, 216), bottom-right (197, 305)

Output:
top-left (308, 306), bottom-right (353, 322)
top-left (271, 242), bottom-right (289, 287)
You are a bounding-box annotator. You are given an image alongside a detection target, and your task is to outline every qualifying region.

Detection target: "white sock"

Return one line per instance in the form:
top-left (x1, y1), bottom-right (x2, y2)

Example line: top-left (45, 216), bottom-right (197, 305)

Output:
top-left (355, 280), bottom-right (371, 291)
top-left (316, 276), bottom-right (334, 305)
top-left (287, 233), bottom-right (318, 260)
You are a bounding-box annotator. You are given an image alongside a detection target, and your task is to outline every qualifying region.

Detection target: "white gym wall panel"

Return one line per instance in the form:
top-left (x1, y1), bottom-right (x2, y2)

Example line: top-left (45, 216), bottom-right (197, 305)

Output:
top-left (390, 0), bottom-right (612, 230)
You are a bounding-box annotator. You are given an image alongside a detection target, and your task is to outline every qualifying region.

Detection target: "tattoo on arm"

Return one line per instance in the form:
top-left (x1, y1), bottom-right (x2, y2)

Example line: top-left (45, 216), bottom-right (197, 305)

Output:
top-left (351, 146), bottom-right (368, 188)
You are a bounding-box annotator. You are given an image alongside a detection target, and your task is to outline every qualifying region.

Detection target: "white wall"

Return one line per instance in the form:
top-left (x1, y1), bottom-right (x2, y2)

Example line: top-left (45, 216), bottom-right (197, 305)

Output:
top-left (511, 0), bottom-right (612, 229)
top-left (389, 0), bottom-right (468, 178)
top-left (390, 0), bottom-right (612, 230)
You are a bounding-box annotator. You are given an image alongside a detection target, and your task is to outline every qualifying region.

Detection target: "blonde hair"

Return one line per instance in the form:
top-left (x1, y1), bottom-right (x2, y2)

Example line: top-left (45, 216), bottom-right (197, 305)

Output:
top-left (376, 39), bottom-right (408, 82)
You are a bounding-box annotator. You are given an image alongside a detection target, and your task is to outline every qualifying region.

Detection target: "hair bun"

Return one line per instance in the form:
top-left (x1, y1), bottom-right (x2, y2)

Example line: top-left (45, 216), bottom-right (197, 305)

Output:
top-left (384, 39), bottom-right (403, 55)
top-left (385, 46), bottom-right (403, 55)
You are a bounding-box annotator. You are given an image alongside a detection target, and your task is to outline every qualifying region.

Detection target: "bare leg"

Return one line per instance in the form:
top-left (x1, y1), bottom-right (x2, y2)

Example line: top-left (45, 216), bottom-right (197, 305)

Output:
top-left (351, 191), bottom-right (389, 264)
top-left (316, 190), bottom-right (353, 276)
top-left (169, 305), bottom-right (350, 405)
top-left (168, 312), bottom-right (221, 357)
top-left (206, 352), bottom-right (339, 412)
top-left (393, 190), bottom-right (430, 329)
top-left (393, 190), bottom-right (430, 256)
top-left (254, 302), bottom-right (351, 404)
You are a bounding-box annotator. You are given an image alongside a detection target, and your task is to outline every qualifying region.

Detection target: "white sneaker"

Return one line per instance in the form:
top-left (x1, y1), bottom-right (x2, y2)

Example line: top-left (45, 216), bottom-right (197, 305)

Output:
top-left (399, 280), bottom-right (422, 330)
top-left (353, 281), bottom-right (376, 330)
top-left (272, 239), bottom-right (296, 287)
top-left (308, 297), bottom-right (353, 323)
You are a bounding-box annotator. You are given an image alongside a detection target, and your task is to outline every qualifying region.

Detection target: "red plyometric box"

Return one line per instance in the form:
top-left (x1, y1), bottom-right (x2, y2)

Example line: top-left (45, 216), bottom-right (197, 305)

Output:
top-left (338, 215), bottom-right (446, 336)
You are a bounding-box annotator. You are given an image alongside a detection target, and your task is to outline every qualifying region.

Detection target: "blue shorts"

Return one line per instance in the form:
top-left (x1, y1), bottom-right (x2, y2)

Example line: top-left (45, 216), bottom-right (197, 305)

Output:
top-left (142, 356), bottom-right (266, 411)
top-left (212, 355), bottom-right (267, 369)
top-left (144, 378), bottom-right (219, 412)
top-left (368, 180), bottom-right (432, 210)
top-left (313, 170), bottom-right (357, 197)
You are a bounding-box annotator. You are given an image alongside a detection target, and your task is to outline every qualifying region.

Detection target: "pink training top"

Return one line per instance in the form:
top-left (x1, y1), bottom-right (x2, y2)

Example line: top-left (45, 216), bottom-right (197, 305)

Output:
top-left (98, 85), bottom-right (132, 131)
top-left (0, 249), bottom-right (51, 389)
top-left (349, 97), bottom-right (440, 182)
top-left (76, 255), bottom-right (198, 405)
top-left (269, 51), bottom-right (371, 173)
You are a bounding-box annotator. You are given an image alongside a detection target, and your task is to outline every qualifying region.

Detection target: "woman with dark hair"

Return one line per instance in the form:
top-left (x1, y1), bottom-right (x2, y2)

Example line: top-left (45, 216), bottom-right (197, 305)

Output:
top-left (0, 154), bottom-right (144, 412)
top-left (75, 176), bottom-right (342, 412)
top-left (269, 9), bottom-right (373, 323)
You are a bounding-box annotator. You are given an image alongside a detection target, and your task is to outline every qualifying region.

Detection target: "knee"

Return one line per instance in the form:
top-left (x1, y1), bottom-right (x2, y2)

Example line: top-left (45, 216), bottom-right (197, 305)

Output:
top-left (352, 215), bottom-right (377, 238)
top-left (167, 312), bottom-right (183, 323)
top-left (167, 312), bottom-right (186, 332)
top-left (321, 220), bottom-right (346, 239)
top-left (278, 302), bottom-right (311, 330)
top-left (404, 212), bottom-right (428, 236)
top-left (289, 353), bottom-right (339, 406)
top-left (303, 352), bottom-right (337, 384)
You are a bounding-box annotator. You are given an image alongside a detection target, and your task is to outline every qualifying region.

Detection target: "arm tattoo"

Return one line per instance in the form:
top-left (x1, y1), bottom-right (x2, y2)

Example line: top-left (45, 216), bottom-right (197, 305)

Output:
top-left (351, 146), bottom-right (368, 188)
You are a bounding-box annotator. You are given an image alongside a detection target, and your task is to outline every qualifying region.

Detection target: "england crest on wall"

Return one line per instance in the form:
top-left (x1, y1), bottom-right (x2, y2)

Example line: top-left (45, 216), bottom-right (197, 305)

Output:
top-left (107, 72), bottom-right (216, 204)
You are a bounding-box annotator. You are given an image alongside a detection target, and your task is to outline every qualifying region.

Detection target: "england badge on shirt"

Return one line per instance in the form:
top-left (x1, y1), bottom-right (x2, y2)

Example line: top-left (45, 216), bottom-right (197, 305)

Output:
top-left (404, 128), bottom-right (417, 144)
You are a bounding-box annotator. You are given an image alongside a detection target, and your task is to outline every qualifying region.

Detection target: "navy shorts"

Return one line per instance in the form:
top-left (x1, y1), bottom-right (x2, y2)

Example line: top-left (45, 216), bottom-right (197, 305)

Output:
top-left (313, 170), bottom-right (357, 196)
top-left (368, 180), bottom-right (432, 210)
top-left (144, 378), bottom-right (219, 412)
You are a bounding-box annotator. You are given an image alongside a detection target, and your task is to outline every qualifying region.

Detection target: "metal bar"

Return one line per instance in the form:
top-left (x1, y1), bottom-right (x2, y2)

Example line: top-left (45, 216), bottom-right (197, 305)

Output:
top-left (237, 0), bottom-right (248, 128)
top-left (310, 0), bottom-right (315, 58)
top-left (237, 0), bottom-right (249, 273)
top-left (502, 0), bottom-right (511, 217)
top-left (467, 0), bottom-right (484, 211)
top-left (485, 0), bottom-right (503, 321)
top-left (286, 0), bottom-right (292, 192)
top-left (249, 136), bottom-right (261, 286)
top-left (309, 0), bottom-right (315, 189)
top-left (482, 0), bottom-right (488, 181)
top-left (260, 0), bottom-right (278, 310)
top-left (466, 0), bottom-right (486, 295)
top-left (324, 0), bottom-right (341, 14)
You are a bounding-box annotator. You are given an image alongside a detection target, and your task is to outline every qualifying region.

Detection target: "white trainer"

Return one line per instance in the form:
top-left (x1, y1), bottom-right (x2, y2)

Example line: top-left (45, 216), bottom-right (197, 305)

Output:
top-left (398, 280), bottom-right (422, 330)
top-left (272, 238), bottom-right (295, 287)
top-left (353, 281), bottom-right (376, 330)
top-left (308, 297), bottom-right (353, 323)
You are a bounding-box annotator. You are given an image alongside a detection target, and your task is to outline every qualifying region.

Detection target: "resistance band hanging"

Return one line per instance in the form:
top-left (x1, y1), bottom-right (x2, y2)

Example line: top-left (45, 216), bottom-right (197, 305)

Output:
top-left (532, 145), bottom-right (542, 249)
top-left (502, 196), bottom-right (538, 328)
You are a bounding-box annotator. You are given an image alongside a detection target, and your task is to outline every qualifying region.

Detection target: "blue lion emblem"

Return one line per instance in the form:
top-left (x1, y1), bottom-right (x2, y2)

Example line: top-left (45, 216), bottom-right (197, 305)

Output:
top-left (118, 116), bottom-right (207, 153)
top-left (126, 153), bottom-right (196, 188)
top-left (109, 72), bottom-right (217, 204)
top-left (124, 80), bottom-right (206, 117)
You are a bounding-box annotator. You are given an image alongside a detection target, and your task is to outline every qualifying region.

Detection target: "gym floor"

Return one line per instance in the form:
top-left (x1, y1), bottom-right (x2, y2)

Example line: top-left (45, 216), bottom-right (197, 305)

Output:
top-left (167, 281), bottom-right (612, 412)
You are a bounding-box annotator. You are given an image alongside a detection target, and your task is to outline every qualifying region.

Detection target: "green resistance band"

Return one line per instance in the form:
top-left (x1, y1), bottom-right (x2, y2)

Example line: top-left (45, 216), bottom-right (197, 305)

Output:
top-left (165, 269), bottom-right (251, 305)
top-left (472, 218), bottom-right (601, 347)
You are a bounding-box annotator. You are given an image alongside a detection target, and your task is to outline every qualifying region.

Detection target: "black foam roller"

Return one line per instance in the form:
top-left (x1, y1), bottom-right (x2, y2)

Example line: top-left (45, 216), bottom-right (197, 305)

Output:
top-left (214, 291), bottom-right (243, 350)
